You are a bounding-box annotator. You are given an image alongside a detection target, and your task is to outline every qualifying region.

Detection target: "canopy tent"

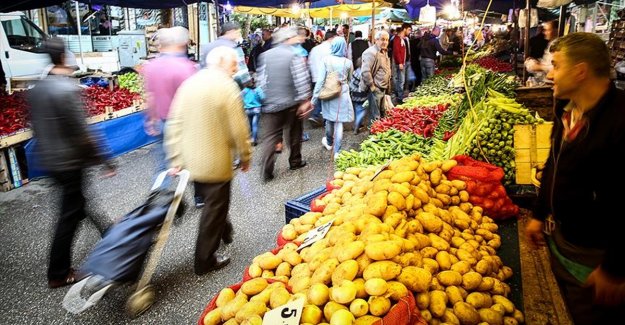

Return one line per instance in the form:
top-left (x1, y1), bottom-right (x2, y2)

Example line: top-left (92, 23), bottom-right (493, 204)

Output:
top-left (1, 0), bottom-right (319, 12)
top-left (234, 0), bottom-right (389, 19)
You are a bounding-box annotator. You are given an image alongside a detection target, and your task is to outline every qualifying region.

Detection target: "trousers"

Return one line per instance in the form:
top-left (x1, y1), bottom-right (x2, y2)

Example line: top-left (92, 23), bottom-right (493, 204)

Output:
top-left (259, 106), bottom-right (303, 178)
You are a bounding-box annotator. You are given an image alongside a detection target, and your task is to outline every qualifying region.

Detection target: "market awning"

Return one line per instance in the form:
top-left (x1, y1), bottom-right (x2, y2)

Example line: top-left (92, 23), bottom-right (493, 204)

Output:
top-left (234, 0), bottom-right (389, 19)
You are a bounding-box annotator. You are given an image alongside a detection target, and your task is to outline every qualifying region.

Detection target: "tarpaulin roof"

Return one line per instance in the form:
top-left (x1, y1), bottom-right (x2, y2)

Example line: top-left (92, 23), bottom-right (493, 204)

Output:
top-left (234, 0), bottom-right (389, 19)
top-left (1, 0), bottom-right (319, 12)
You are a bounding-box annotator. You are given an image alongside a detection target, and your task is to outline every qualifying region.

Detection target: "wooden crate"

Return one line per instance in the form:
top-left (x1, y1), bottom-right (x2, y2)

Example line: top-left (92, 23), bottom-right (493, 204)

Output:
top-left (515, 86), bottom-right (555, 121)
top-left (0, 149), bottom-right (12, 192)
top-left (514, 122), bottom-right (553, 185)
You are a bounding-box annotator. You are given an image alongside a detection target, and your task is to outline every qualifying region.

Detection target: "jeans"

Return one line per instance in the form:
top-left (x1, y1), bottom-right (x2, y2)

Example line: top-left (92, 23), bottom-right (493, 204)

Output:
top-left (325, 120), bottom-right (344, 155)
top-left (49, 169), bottom-right (86, 281)
top-left (353, 101), bottom-right (366, 131)
top-left (393, 63), bottom-right (406, 100)
top-left (421, 58), bottom-right (436, 81)
top-left (246, 109), bottom-right (260, 142)
top-left (368, 88), bottom-right (385, 123)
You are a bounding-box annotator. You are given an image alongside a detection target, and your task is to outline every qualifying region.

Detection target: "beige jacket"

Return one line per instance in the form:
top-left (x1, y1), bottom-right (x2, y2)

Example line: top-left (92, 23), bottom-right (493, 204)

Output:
top-left (165, 68), bottom-right (252, 183)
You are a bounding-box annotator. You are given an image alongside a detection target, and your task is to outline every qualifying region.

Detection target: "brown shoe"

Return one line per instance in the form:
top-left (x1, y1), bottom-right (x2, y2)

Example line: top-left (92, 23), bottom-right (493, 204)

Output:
top-left (48, 269), bottom-right (78, 289)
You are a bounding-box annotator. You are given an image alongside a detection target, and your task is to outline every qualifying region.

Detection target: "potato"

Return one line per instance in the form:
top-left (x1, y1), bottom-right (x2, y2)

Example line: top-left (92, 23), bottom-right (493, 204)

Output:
top-left (462, 272), bottom-right (483, 291)
top-left (258, 253), bottom-right (283, 270)
top-left (513, 309), bottom-right (524, 323)
top-left (235, 300), bottom-right (267, 323)
top-left (241, 278), bottom-right (268, 296)
top-left (478, 308), bottom-right (503, 325)
top-left (387, 191), bottom-right (407, 211)
top-left (363, 261), bottom-right (402, 281)
top-left (312, 258), bottom-right (340, 285)
top-left (332, 260), bottom-right (359, 286)
top-left (354, 315), bottom-right (381, 325)
top-left (222, 295), bottom-right (247, 321)
top-left (350, 298), bottom-right (369, 317)
top-left (445, 286), bottom-right (464, 305)
top-left (421, 247), bottom-right (439, 259)
top-left (261, 270), bottom-right (275, 278)
top-left (466, 292), bottom-right (492, 309)
top-left (450, 261), bottom-right (472, 275)
top-left (368, 296), bottom-right (391, 317)
top-left (323, 301), bottom-right (349, 321)
top-left (353, 278), bottom-right (367, 298)
top-left (270, 286), bottom-right (291, 309)
top-left (442, 308), bottom-right (461, 325)
top-left (222, 319), bottom-right (238, 325)
top-left (365, 192), bottom-right (387, 217)
top-left (477, 277), bottom-right (495, 292)
top-left (365, 241), bottom-right (402, 261)
top-left (397, 266), bottom-right (432, 292)
top-left (391, 171), bottom-right (414, 183)
top-left (453, 302), bottom-right (481, 325)
top-left (420, 309), bottom-right (433, 322)
top-left (216, 288), bottom-right (236, 308)
top-left (437, 270), bottom-right (463, 287)
top-left (492, 295), bottom-right (514, 314)
top-left (203, 307), bottom-right (222, 325)
top-left (491, 303), bottom-right (506, 316)
top-left (430, 277), bottom-right (445, 291)
top-left (416, 292), bottom-right (430, 310)
top-left (302, 305), bottom-right (323, 324)
top-left (422, 258), bottom-right (440, 274)
top-left (330, 309), bottom-right (355, 325)
top-left (417, 212), bottom-right (443, 233)
top-left (308, 283), bottom-right (330, 306)
top-left (364, 278), bottom-right (388, 296)
top-left (331, 281), bottom-right (357, 304)
top-left (504, 316), bottom-right (519, 325)
top-left (276, 262), bottom-right (292, 277)
top-left (289, 275), bottom-right (311, 293)
top-left (292, 263), bottom-right (311, 278)
top-left (429, 233), bottom-right (451, 251)
top-left (429, 290), bottom-right (448, 318)
top-left (249, 286), bottom-right (273, 305)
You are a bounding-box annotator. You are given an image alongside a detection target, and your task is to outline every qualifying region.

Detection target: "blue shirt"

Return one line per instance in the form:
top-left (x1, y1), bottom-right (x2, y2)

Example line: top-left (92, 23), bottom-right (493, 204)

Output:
top-left (241, 87), bottom-right (265, 109)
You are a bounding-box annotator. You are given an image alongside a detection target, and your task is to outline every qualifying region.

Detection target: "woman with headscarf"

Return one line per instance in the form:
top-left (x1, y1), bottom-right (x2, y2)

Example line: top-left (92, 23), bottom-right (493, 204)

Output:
top-left (312, 37), bottom-right (354, 159)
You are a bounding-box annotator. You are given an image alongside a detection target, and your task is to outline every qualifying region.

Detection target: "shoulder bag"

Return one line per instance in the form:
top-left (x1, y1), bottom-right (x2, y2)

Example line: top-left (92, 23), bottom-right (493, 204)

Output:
top-left (318, 60), bottom-right (343, 100)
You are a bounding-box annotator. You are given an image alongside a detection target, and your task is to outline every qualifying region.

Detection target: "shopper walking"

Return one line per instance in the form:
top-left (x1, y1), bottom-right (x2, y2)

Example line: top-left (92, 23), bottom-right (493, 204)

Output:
top-left (199, 22), bottom-right (251, 88)
top-left (348, 30), bottom-right (370, 71)
top-left (143, 27), bottom-right (197, 193)
top-left (525, 32), bottom-right (625, 325)
top-left (361, 30), bottom-right (391, 123)
top-left (308, 30), bottom-right (336, 127)
top-left (350, 58), bottom-right (368, 134)
top-left (312, 37), bottom-right (354, 159)
top-left (165, 46), bottom-right (252, 275)
top-left (241, 79), bottom-right (265, 146)
top-left (28, 38), bottom-right (116, 288)
top-left (256, 27), bottom-right (312, 182)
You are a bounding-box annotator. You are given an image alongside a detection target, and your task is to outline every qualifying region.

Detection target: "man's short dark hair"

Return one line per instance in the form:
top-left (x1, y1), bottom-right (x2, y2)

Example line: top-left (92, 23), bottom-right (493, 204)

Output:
top-left (44, 37), bottom-right (65, 66)
top-left (219, 22), bottom-right (240, 36)
top-left (325, 30), bottom-right (336, 40)
top-left (402, 23), bottom-right (412, 30)
top-left (355, 30), bottom-right (362, 38)
top-left (342, 24), bottom-right (349, 29)
top-left (550, 32), bottom-right (611, 78)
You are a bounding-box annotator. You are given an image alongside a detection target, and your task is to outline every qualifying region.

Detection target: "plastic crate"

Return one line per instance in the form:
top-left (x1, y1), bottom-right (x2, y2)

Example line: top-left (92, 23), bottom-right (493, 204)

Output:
top-left (284, 186), bottom-right (326, 224)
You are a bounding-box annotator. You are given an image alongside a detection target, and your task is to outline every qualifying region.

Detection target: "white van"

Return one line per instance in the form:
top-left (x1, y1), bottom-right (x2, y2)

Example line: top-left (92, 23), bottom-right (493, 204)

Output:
top-left (0, 11), bottom-right (50, 85)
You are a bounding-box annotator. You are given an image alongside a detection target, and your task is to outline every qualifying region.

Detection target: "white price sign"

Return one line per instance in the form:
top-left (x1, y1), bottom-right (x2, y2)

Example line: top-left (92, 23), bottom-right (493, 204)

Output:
top-left (297, 220), bottom-right (334, 251)
top-left (262, 297), bottom-right (305, 325)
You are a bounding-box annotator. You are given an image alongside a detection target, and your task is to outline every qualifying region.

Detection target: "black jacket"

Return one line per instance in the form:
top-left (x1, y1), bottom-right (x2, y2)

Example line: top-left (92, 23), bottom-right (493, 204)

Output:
top-left (28, 74), bottom-right (108, 172)
top-left (419, 34), bottom-right (453, 60)
top-left (535, 84), bottom-right (625, 277)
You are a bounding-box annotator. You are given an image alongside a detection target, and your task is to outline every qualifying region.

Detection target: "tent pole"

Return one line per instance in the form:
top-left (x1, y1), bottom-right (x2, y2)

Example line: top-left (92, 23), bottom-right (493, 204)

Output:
top-left (523, 0), bottom-right (530, 82)
top-left (371, 0), bottom-right (376, 42)
top-left (214, 0), bottom-right (221, 35)
top-left (74, 1), bottom-right (84, 66)
top-left (558, 5), bottom-right (564, 36)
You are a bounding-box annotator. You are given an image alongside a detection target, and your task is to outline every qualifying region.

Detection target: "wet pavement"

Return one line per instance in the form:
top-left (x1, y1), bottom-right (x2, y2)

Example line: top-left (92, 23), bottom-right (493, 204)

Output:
top-left (0, 125), bottom-right (366, 324)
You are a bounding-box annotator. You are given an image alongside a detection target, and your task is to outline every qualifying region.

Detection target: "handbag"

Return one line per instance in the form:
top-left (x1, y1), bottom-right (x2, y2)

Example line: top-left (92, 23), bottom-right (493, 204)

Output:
top-left (318, 61), bottom-right (343, 100)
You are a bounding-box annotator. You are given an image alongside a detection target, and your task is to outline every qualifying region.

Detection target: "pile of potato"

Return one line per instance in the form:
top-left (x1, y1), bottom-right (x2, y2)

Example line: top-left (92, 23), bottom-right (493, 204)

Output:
top-left (204, 154), bottom-right (524, 325)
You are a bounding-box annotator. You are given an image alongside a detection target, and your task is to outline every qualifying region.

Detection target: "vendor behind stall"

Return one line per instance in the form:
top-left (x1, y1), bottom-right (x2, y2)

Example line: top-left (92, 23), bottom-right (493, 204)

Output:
top-left (525, 20), bottom-right (558, 85)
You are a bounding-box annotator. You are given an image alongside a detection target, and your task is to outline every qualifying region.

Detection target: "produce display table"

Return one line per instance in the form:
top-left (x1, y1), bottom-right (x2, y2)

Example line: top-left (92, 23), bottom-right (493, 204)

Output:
top-left (24, 110), bottom-right (156, 179)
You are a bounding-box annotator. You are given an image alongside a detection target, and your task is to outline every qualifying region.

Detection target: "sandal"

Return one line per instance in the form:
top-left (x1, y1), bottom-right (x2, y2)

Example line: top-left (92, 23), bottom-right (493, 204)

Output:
top-left (49, 268), bottom-right (78, 289)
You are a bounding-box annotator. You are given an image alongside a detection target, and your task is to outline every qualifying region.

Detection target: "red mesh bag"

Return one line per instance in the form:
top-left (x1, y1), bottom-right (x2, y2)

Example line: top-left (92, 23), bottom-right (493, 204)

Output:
top-left (373, 291), bottom-right (427, 325)
top-left (326, 179), bottom-right (341, 191)
top-left (447, 155), bottom-right (519, 219)
top-left (198, 278), bottom-right (291, 325)
top-left (310, 192), bottom-right (329, 212)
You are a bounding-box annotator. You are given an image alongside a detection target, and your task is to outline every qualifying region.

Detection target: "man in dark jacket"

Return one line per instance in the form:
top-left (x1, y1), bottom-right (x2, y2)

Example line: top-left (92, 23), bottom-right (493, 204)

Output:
top-left (29, 38), bottom-right (115, 289)
top-left (526, 32), bottom-right (625, 325)
top-left (348, 30), bottom-right (369, 68)
top-left (419, 27), bottom-right (455, 80)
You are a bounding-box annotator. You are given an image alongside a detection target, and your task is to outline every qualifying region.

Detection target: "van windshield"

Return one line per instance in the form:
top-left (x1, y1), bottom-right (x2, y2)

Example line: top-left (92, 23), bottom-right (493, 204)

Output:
top-left (1, 16), bottom-right (47, 53)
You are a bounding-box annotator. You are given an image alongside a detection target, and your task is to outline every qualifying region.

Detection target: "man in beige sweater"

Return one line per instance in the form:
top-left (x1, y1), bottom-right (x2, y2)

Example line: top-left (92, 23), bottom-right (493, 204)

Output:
top-left (165, 46), bottom-right (252, 274)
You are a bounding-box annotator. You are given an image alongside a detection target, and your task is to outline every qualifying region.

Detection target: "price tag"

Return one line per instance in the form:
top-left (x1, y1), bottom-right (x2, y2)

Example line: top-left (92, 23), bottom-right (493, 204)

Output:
top-left (262, 297), bottom-right (305, 325)
top-left (296, 219), bottom-right (334, 251)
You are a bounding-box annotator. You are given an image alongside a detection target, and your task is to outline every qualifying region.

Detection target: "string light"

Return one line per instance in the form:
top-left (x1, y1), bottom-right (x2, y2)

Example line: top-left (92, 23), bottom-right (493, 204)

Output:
top-left (291, 3), bottom-right (301, 14)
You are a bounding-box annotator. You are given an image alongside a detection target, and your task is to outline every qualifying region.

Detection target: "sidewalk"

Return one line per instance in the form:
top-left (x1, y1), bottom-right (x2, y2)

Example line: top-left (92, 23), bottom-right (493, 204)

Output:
top-left (0, 126), bottom-right (365, 324)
